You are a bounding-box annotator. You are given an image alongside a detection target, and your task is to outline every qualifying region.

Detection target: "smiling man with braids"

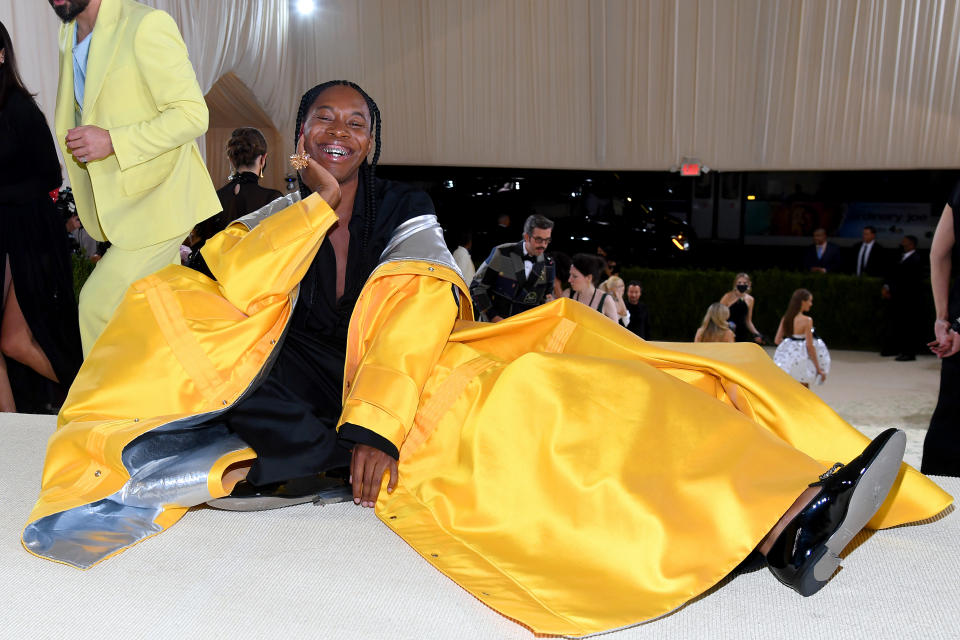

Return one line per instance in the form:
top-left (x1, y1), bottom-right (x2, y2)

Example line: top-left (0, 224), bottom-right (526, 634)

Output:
top-left (201, 80), bottom-right (461, 506)
top-left (24, 79), bottom-right (469, 536)
top-left (21, 84), bottom-right (955, 637)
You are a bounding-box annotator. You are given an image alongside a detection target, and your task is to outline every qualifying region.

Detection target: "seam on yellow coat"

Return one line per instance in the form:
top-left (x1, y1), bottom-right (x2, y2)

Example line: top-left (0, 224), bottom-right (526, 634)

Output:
top-left (400, 357), bottom-right (498, 464)
top-left (139, 274), bottom-right (223, 399)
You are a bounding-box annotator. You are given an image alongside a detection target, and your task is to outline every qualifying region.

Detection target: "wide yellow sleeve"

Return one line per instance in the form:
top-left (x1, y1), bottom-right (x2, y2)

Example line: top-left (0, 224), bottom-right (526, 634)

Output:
top-left (200, 193), bottom-right (337, 315)
top-left (339, 275), bottom-right (459, 452)
top-left (110, 10), bottom-right (208, 171)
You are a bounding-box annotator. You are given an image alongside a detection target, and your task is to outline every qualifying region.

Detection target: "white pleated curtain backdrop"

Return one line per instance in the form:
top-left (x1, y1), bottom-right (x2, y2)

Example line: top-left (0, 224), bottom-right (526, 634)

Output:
top-left (4, 0), bottom-right (960, 172)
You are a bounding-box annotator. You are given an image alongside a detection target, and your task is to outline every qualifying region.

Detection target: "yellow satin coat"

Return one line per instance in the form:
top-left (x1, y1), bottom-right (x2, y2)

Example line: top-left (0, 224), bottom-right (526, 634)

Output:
top-left (25, 194), bottom-right (951, 636)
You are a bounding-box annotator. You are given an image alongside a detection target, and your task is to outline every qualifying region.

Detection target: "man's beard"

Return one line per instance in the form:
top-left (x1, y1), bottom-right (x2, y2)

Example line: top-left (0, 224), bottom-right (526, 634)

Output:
top-left (49, 0), bottom-right (91, 23)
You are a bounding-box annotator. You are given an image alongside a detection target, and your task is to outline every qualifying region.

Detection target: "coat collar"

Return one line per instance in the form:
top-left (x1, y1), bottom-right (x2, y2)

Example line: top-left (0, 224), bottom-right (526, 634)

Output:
top-left (79, 0), bottom-right (123, 120)
top-left (55, 24), bottom-right (75, 135)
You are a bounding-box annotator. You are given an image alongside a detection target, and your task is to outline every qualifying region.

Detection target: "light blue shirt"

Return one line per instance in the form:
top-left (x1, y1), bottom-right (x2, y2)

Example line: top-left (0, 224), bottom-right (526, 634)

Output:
top-left (72, 26), bottom-right (93, 112)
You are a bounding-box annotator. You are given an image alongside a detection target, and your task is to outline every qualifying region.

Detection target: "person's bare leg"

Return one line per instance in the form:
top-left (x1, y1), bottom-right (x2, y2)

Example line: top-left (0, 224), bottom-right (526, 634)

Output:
top-left (0, 280), bottom-right (58, 382)
top-left (756, 485), bottom-right (821, 555)
top-left (0, 258), bottom-right (16, 412)
top-left (221, 461), bottom-right (252, 494)
top-left (0, 350), bottom-right (15, 412)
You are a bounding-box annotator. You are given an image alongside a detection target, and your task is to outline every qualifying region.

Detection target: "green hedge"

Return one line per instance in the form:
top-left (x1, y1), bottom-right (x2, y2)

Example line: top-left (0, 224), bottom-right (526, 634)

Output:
top-left (619, 267), bottom-right (933, 350)
top-left (71, 256), bottom-right (928, 351)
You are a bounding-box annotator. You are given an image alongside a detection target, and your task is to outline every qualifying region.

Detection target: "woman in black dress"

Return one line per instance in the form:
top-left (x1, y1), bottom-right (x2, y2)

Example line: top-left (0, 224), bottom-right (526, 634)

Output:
top-left (719, 272), bottom-right (764, 343)
top-left (191, 127), bottom-right (283, 253)
top-left (0, 21), bottom-right (82, 412)
top-left (922, 183), bottom-right (960, 476)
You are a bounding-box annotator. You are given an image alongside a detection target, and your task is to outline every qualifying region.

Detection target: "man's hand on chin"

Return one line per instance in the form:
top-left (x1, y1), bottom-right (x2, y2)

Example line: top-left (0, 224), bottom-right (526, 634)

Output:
top-left (350, 444), bottom-right (398, 508)
top-left (66, 125), bottom-right (114, 163)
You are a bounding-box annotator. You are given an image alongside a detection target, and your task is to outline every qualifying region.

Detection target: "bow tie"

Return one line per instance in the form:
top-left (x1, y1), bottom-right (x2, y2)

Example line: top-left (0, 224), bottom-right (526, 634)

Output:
top-left (523, 255), bottom-right (536, 263)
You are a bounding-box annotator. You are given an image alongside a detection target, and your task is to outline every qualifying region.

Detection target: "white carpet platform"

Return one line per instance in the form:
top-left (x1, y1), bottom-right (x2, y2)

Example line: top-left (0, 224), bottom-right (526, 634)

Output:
top-left (2, 350), bottom-right (958, 639)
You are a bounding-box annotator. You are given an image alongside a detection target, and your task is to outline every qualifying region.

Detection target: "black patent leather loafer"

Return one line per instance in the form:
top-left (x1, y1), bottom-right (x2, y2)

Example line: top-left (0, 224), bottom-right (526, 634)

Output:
top-left (207, 472), bottom-right (353, 511)
top-left (766, 428), bottom-right (906, 597)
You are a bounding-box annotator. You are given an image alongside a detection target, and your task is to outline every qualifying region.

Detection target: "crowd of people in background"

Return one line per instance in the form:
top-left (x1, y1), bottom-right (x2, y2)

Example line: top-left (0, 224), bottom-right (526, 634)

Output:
top-left (456, 211), bottom-right (937, 394)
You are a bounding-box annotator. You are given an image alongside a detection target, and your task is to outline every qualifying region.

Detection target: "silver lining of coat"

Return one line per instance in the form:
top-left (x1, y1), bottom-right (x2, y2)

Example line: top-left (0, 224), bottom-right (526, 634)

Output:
top-left (23, 207), bottom-right (456, 569)
top-left (22, 196), bottom-right (307, 570)
top-left (379, 214), bottom-right (464, 282)
top-left (232, 191), bottom-right (303, 231)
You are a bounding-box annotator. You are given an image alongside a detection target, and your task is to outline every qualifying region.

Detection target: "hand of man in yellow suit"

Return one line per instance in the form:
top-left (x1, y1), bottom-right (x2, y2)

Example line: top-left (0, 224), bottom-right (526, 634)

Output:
top-left (65, 125), bottom-right (114, 163)
top-left (351, 444), bottom-right (398, 508)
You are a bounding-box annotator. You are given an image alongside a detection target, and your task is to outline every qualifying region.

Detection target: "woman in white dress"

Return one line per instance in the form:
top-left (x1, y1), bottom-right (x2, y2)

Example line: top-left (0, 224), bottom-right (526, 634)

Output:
top-left (773, 288), bottom-right (830, 387)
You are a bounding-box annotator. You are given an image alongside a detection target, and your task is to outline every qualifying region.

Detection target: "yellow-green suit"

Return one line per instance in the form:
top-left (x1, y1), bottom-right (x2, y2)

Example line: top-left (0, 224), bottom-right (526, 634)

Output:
top-left (54, 0), bottom-right (220, 354)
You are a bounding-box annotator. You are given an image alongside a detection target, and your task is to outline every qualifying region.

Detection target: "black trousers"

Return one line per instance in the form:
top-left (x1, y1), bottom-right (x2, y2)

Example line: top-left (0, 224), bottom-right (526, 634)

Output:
top-left (214, 329), bottom-right (351, 486)
top-left (922, 353), bottom-right (960, 477)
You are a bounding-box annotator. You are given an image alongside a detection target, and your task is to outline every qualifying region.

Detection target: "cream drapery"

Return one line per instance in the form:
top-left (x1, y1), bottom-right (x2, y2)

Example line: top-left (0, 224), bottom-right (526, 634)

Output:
top-left (205, 73), bottom-right (288, 194)
top-left (4, 0), bottom-right (960, 172)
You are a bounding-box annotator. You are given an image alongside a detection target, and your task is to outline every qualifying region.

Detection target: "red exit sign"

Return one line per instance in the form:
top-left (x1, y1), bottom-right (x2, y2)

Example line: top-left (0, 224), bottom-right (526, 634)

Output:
top-left (680, 162), bottom-right (701, 177)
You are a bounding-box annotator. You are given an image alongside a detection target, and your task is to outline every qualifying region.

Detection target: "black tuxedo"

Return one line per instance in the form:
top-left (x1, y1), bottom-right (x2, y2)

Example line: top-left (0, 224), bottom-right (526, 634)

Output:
top-left (850, 241), bottom-right (886, 277)
top-left (884, 251), bottom-right (927, 357)
top-left (802, 242), bottom-right (843, 273)
top-left (624, 300), bottom-right (650, 339)
top-left (470, 242), bottom-right (556, 320)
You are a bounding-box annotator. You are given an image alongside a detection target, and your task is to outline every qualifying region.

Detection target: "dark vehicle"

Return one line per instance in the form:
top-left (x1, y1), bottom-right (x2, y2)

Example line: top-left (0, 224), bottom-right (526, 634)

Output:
top-left (377, 166), bottom-right (695, 267)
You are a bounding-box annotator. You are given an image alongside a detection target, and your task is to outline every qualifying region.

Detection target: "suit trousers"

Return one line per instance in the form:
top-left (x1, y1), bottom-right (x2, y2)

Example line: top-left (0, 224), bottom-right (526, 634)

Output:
top-left (77, 234), bottom-right (185, 355)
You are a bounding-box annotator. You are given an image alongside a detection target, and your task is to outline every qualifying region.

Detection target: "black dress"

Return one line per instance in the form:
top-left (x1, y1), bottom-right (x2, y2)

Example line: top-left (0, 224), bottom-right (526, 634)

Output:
top-left (199, 177), bottom-right (436, 485)
top-left (727, 297), bottom-right (754, 342)
top-left (0, 90), bottom-right (82, 408)
top-left (192, 172), bottom-right (283, 251)
top-left (922, 184), bottom-right (960, 476)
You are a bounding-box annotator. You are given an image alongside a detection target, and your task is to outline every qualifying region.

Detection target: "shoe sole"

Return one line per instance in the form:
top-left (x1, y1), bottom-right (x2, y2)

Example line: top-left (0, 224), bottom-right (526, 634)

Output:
top-left (797, 429), bottom-right (906, 596)
top-left (206, 486), bottom-right (354, 512)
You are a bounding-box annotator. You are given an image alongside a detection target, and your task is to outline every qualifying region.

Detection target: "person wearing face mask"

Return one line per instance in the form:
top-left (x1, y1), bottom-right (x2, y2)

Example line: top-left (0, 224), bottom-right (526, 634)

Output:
top-left (720, 272), bottom-right (764, 343)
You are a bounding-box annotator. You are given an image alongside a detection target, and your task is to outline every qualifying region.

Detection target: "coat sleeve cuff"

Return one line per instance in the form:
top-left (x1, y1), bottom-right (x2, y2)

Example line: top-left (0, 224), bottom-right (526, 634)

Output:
top-left (338, 423), bottom-right (400, 460)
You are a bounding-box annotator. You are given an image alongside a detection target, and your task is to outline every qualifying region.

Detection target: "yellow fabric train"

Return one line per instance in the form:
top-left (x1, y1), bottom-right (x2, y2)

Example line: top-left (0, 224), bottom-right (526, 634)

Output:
top-left (23, 193), bottom-right (952, 637)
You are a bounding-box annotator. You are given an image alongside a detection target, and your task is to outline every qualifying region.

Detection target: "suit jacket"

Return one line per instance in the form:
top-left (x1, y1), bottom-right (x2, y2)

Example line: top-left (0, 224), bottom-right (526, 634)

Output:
top-left (850, 241), bottom-right (886, 277)
top-left (470, 241), bottom-right (555, 320)
top-left (55, 0), bottom-right (219, 249)
top-left (802, 242), bottom-right (843, 272)
top-left (887, 251), bottom-right (926, 303)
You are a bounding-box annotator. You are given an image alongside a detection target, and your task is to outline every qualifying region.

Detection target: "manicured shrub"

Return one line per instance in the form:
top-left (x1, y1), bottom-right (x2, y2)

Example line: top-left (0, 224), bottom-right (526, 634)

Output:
top-left (620, 267), bottom-right (933, 350)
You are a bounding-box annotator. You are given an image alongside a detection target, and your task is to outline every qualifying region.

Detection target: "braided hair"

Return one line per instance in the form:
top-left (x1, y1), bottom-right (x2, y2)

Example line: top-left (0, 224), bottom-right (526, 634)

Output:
top-left (294, 81), bottom-right (382, 252)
